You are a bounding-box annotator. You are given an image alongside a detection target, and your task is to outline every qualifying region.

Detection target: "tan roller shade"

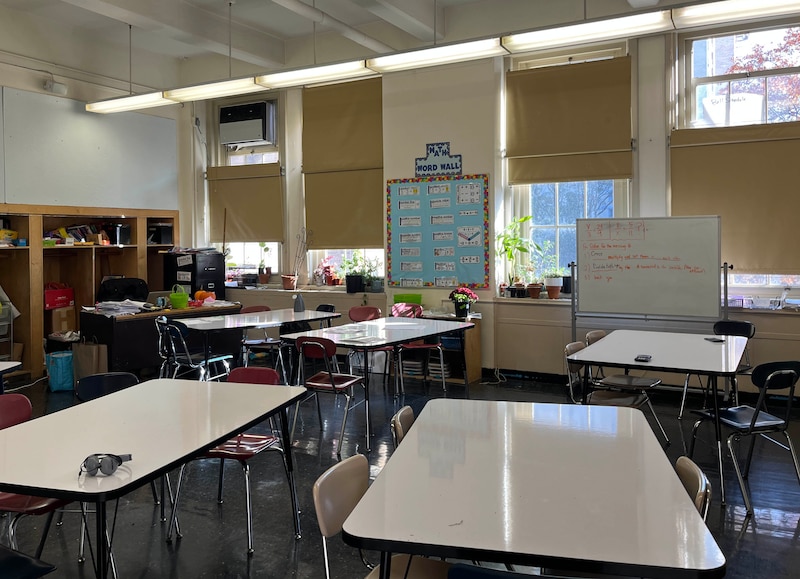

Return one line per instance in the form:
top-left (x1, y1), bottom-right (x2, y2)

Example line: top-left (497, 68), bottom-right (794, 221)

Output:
top-left (506, 57), bottom-right (632, 183)
top-left (207, 164), bottom-right (284, 243)
top-left (670, 122), bottom-right (800, 273)
top-left (303, 78), bottom-right (383, 173)
top-left (305, 169), bottom-right (384, 249)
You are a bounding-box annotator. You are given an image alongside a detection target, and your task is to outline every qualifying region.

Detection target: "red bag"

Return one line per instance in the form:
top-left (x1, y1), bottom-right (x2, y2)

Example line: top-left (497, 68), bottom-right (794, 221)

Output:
top-left (44, 282), bottom-right (75, 310)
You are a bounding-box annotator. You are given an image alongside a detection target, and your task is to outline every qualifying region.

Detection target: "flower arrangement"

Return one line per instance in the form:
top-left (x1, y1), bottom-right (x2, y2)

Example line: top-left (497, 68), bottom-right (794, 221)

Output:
top-left (314, 256), bottom-right (336, 279)
top-left (449, 286), bottom-right (479, 304)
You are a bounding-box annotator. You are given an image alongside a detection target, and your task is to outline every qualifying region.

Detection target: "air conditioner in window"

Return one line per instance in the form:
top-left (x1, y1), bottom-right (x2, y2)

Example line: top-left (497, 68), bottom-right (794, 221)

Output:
top-left (219, 101), bottom-right (275, 146)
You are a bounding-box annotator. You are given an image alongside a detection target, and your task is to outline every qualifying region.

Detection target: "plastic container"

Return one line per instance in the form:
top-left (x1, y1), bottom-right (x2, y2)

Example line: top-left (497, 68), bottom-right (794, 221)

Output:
top-left (169, 284), bottom-right (189, 309)
top-left (46, 351), bottom-right (74, 392)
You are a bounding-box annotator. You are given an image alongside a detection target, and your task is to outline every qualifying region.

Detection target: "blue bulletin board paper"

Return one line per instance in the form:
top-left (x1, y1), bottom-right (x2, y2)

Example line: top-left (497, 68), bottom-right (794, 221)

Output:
top-left (387, 175), bottom-right (489, 288)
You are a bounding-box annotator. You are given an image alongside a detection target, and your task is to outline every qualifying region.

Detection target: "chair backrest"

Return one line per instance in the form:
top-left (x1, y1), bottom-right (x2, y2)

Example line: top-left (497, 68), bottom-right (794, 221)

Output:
top-left (227, 366), bottom-right (280, 385)
top-left (316, 304), bottom-right (336, 314)
top-left (162, 319), bottom-right (193, 358)
top-left (348, 305), bottom-right (381, 322)
top-left (297, 336), bottom-right (338, 360)
top-left (391, 303), bottom-right (423, 318)
top-left (313, 454), bottom-right (369, 538)
top-left (675, 456), bottom-right (711, 520)
top-left (390, 406), bottom-right (415, 447)
top-left (0, 393), bottom-right (32, 429)
top-left (240, 305), bottom-right (271, 314)
top-left (564, 341), bottom-right (586, 403)
top-left (75, 372), bottom-right (139, 402)
top-left (585, 330), bottom-right (607, 345)
top-left (749, 361), bottom-right (800, 426)
top-left (713, 320), bottom-right (755, 339)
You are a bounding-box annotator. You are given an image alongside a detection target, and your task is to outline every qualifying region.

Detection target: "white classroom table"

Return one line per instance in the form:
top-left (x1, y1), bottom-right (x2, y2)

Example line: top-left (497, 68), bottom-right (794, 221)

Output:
top-left (0, 378), bottom-right (306, 579)
top-left (343, 398), bottom-right (727, 579)
top-left (178, 308), bottom-right (341, 332)
top-left (567, 329), bottom-right (748, 505)
top-left (0, 360), bottom-right (21, 393)
top-left (281, 317), bottom-right (474, 451)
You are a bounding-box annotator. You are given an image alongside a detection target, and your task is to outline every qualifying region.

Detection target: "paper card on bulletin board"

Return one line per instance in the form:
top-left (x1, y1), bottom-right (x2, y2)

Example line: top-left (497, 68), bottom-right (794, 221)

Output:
top-left (387, 175), bottom-right (489, 288)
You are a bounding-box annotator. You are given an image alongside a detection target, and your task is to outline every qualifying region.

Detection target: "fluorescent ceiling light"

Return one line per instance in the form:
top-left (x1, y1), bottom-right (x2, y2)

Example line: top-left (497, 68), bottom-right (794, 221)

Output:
top-left (256, 61), bottom-right (373, 88)
top-left (86, 92), bottom-right (175, 114)
top-left (164, 77), bottom-right (265, 102)
top-left (672, 0), bottom-right (800, 28)
top-left (502, 11), bottom-right (673, 52)
top-left (366, 38), bottom-right (507, 73)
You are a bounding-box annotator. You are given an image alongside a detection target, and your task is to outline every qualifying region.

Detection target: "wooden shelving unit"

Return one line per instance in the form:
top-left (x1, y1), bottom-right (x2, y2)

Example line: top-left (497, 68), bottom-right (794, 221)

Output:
top-left (0, 204), bottom-right (179, 379)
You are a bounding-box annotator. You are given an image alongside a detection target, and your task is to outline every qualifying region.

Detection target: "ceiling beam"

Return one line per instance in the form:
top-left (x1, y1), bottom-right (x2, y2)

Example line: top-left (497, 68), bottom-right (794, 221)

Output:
top-left (351, 0), bottom-right (443, 42)
top-left (57, 0), bottom-right (285, 68)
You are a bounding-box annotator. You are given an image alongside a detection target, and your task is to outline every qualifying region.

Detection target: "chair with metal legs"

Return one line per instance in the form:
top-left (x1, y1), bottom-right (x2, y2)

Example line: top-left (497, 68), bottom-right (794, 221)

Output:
top-left (167, 367), bottom-right (300, 553)
top-left (689, 360), bottom-right (800, 514)
top-left (239, 305), bottom-right (287, 378)
top-left (393, 303), bottom-right (447, 396)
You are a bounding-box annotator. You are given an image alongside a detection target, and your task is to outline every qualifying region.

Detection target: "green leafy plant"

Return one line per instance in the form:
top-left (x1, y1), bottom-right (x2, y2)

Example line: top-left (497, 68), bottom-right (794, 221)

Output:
top-left (258, 242), bottom-right (271, 272)
top-left (339, 250), bottom-right (380, 281)
top-left (496, 215), bottom-right (540, 285)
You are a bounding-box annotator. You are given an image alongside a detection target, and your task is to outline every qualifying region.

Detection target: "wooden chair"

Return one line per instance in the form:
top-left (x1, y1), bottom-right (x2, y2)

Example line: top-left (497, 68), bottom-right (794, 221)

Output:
top-left (564, 342), bottom-right (670, 445)
top-left (313, 454), bottom-right (451, 579)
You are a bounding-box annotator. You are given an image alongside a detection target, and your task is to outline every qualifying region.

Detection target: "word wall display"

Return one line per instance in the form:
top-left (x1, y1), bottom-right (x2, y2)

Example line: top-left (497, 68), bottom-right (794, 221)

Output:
top-left (387, 175), bottom-right (489, 288)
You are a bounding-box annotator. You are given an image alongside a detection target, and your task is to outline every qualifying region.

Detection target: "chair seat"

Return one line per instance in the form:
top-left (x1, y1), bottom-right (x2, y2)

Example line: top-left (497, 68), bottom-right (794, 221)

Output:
top-left (0, 544), bottom-right (55, 578)
top-left (204, 433), bottom-right (281, 461)
top-left (694, 405), bottom-right (785, 431)
top-left (0, 493), bottom-right (70, 515)
top-left (399, 341), bottom-right (440, 350)
top-left (176, 352), bottom-right (233, 365)
top-left (244, 338), bottom-right (281, 347)
top-left (599, 375), bottom-right (661, 389)
top-left (586, 390), bottom-right (647, 407)
top-left (305, 371), bottom-right (363, 391)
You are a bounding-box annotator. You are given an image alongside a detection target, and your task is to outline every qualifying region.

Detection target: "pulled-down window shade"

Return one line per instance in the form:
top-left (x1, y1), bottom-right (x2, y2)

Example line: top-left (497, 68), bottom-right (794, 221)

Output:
top-left (207, 164), bottom-right (284, 243)
top-left (670, 122), bottom-right (800, 273)
top-left (302, 78), bottom-right (384, 248)
top-left (506, 56), bottom-right (632, 184)
top-left (304, 169), bottom-right (384, 249)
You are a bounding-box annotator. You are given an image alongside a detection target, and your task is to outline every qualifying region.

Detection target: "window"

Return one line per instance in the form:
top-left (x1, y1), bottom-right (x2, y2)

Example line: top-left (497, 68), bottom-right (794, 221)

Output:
top-left (684, 25), bottom-right (800, 128)
top-left (308, 249), bottom-right (385, 286)
top-left (515, 180), bottom-right (627, 275)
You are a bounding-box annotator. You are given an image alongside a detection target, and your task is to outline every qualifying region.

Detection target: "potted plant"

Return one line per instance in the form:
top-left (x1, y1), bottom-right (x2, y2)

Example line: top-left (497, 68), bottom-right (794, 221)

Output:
top-left (449, 286), bottom-right (479, 317)
top-left (543, 266), bottom-right (568, 299)
top-left (257, 242), bottom-right (271, 284)
top-left (339, 250), bottom-right (372, 293)
top-left (496, 215), bottom-right (540, 296)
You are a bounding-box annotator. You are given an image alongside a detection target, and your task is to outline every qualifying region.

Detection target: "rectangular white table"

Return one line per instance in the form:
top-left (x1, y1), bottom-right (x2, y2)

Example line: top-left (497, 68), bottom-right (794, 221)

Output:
top-left (567, 329), bottom-right (748, 505)
top-left (281, 317), bottom-right (474, 451)
top-left (179, 308), bottom-right (341, 332)
top-left (343, 398), bottom-right (727, 579)
top-left (0, 360), bottom-right (21, 394)
top-left (0, 378), bottom-right (306, 578)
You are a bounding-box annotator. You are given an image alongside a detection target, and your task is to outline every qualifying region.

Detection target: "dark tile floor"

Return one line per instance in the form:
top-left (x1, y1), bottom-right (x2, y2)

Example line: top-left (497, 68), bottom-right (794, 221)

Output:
top-left (4, 369), bottom-right (800, 578)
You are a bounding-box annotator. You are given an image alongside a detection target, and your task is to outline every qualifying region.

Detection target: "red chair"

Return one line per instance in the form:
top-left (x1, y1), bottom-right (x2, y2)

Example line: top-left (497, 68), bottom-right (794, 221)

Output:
top-left (294, 336), bottom-right (364, 458)
top-left (167, 367), bottom-right (298, 553)
top-left (0, 394), bottom-right (71, 560)
top-left (347, 306), bottom-right (391, 386)
top-left (392, 303), bottom-right (447, 395)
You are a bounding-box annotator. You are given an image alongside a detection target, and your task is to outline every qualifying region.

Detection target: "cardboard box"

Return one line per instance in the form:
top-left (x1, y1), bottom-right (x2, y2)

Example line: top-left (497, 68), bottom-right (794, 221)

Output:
top-left (48, 306), bottom-right (76, 333)
top-left (44, 287), bottom-right (75, 310)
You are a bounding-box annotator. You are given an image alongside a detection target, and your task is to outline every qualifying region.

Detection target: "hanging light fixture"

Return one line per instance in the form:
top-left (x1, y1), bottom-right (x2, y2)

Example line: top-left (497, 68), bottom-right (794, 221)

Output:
top-left (86, 24), bottom-right (173, 113)
top-left (672, 0), bottom-right (800, 28)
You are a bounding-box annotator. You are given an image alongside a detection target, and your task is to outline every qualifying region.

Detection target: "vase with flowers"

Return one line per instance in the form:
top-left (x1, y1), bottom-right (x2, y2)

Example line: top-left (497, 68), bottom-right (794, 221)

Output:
top-left (449, 286), bottom-right (479, 318)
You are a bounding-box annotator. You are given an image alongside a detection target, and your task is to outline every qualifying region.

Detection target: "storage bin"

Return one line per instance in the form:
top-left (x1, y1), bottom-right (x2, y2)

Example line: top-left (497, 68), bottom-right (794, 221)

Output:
top-left (46, 351), bottom-right (74, 392)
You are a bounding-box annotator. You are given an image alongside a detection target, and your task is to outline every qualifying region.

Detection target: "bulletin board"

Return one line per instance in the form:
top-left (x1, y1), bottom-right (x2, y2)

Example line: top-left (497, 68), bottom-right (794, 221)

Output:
top-left (387, 175), bottom-right (489, 288)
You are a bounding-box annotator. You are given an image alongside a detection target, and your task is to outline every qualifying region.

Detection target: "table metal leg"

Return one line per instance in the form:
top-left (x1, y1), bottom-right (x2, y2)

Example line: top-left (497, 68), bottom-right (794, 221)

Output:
top-left (278, 407), bottom-right (302, 539)
top-left (95, 500), bottom-right (108, 579)
top-left (459, 330), bottom-right (469, 398)
top-left (709, 375), bottom-right (727, 504)
top-left (362, 347), bottom-right (371, 451)
top-left (379, 550), bottom-right (392, 579)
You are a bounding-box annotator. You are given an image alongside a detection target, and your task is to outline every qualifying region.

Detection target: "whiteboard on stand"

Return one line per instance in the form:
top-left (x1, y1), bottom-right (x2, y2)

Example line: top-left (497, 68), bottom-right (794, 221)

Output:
top-left (576, 216), bottom-right (721, 319)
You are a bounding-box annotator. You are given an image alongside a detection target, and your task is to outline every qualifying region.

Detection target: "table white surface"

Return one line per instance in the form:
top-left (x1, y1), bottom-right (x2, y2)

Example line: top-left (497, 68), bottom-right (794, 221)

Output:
top-left (0, 379), bottom-right (306, 577)
top-left (565, 329), bottom-right (747, 376)
top-left (179, 308), bottom-right (341, 331)
top-left (343, 399), bottom-right (726, 579)
top-left (281, 317), bottom-right (474, 451)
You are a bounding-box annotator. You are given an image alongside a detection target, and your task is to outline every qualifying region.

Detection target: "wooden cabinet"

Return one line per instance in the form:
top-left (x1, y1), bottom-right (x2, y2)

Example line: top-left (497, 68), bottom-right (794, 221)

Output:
top-left (0, 204), bottom-right (179, 378)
